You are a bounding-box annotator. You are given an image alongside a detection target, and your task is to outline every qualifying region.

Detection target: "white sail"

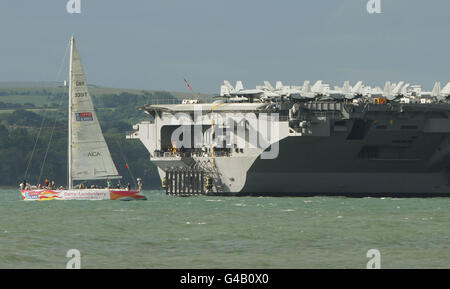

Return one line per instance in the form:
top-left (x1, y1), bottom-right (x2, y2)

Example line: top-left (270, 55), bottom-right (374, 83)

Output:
top-left (69, 37), bottom-right (121, 181)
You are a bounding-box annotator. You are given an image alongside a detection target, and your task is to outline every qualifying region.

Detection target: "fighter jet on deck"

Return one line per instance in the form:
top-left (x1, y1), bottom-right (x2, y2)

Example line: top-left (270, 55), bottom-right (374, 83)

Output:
top-left (327, 81), bottom-right (365, 99)
top-left (421, 82), bottom-right (441, 98)
top-left (220, 80), bottom-right (281, 101)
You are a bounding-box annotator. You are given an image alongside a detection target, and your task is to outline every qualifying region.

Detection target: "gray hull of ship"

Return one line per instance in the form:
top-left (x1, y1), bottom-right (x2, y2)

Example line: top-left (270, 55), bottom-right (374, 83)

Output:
top-left (238, 129), bottom-right (450, 196)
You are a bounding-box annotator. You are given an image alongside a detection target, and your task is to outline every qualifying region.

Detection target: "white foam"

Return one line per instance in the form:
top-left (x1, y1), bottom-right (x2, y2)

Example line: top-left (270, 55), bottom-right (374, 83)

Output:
top-left (282, 209), bottom-right (295, 212)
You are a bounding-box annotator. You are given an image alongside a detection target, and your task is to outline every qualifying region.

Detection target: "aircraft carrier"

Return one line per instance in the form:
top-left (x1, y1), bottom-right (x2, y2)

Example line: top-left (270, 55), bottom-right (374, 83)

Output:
top-left (127, 80), bottom-right (450, 196)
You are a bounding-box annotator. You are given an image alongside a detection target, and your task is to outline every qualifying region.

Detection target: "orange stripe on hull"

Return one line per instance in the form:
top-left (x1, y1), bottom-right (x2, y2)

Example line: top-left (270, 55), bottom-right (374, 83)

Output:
top-left (109, 190), bottom-right (147, 200)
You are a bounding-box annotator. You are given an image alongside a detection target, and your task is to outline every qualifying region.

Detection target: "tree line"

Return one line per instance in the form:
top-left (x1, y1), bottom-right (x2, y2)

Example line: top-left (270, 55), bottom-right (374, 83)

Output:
top-left (0, 89), bottom-right (180, 189)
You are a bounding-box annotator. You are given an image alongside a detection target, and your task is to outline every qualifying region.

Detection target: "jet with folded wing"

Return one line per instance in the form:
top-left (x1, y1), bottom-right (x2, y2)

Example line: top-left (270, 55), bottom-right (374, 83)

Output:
top-left (289, 80), bottom-right (319, 100)
top-left (220, 80), bottom-right (263, 97)
top-left (220, 80), bottom-right (282, 102)
top-left (328, 81), bottom-right (365, 99)
top-left (421, 82), bottom-right (441, 98)
top-left (439, 82), bottom-right (450, 100)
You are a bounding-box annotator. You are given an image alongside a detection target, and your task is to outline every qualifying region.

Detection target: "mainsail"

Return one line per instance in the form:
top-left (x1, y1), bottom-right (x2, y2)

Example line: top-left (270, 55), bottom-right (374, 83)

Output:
top-left (68, 36), bottom-right (120, 186)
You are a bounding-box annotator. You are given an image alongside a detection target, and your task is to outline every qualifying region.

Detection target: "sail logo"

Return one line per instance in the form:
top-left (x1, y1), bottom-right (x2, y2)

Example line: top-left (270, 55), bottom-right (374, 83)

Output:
top-left (24, 191), bottom-right (39, 200)
top-left (75, 112), bottom-right (93, 121)
top-left (66, 0), bottom-right (81, 14)
top-left (88, 152), bottom-right (101, 157)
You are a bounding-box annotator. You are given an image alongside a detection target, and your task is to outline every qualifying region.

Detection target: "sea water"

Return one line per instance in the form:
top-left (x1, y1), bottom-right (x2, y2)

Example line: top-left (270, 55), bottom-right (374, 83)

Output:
top-left (0, 189), bottom-right (449, 268)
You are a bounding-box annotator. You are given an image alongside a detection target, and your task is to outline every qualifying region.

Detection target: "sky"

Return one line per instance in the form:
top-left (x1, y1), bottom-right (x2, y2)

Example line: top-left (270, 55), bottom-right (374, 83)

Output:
top-left (1, 0), bottom-right (450, 94)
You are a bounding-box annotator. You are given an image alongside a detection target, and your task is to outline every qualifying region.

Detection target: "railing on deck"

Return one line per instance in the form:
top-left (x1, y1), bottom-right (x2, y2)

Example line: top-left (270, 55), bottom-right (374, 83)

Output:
top-left (152, 148), bottom-right (231, 159)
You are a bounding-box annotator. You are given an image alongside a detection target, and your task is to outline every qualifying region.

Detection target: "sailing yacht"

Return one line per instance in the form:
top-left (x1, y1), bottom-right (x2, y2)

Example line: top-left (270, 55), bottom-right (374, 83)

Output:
top-left (21, 36), bottom-right (146, 201)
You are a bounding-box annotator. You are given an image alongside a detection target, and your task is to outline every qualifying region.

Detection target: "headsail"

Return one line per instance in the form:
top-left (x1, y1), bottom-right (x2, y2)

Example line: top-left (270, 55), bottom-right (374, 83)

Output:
top-left (69, 36), bottom-right (121, 183)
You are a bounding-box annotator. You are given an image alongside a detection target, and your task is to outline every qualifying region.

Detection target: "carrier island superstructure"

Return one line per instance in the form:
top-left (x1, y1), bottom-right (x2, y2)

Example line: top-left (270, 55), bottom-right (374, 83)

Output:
top-left (127, 80), bottom-right (450, 196)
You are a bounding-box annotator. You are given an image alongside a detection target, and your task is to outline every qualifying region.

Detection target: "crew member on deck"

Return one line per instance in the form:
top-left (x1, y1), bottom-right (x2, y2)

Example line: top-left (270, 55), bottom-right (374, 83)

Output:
top-left (20, 180), bottom-right (27, 190)
top-left (206, 176), bottom-right (213, 193)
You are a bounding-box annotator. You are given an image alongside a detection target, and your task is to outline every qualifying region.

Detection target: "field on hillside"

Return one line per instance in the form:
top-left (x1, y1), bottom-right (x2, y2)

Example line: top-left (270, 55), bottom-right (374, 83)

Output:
top-left (0, 82), bottom-right (211, 107)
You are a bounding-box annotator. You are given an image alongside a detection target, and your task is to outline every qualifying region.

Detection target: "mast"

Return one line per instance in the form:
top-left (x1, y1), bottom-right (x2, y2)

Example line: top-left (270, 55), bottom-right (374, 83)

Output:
top-left (68, 36), bottom-right (74, 189)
